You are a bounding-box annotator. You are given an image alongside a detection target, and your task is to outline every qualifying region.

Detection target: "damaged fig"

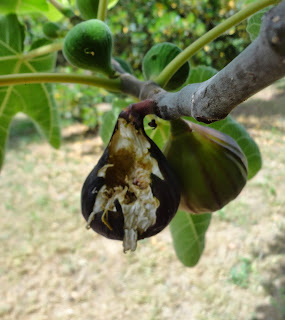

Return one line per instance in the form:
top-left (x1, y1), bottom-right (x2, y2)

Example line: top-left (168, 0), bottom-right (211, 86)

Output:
top-left (164, 119), bottom-right (248, 213)
top-left (81, 110), bottom-right (180, 252)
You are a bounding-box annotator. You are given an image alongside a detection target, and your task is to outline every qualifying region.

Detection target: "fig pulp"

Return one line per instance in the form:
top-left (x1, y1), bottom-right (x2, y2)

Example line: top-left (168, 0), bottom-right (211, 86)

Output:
top-left (81, 111), bottom-right (180, 252)
top-left (164, 119), bottom-right (248, 213)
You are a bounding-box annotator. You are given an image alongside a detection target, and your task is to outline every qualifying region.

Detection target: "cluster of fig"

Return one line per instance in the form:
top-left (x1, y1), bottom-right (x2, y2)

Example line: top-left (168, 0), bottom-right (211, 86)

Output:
top-left (62, 13), bottom-right (248, 252)
top-left (81, 110), bottom-right (248, 252)
top-left (62, 13), bottom-right (188, 82)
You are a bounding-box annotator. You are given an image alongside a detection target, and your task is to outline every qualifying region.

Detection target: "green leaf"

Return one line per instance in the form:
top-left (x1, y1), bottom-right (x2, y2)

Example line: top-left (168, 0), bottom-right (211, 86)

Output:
top-left (246, 7), bottom-right (270, 41)
top-left (187, 65), bottom-right (218, 84)
top-left (108, 0), bottom-right (119, 10)
top-left (144, 116), bottom-right (170, 150)
top-left (46, 2), bottom-right (64, 22)
top-left (0, 14), bottom-right (25, 55)
top-left (0, 0), bottom-right (48, 14)
top-left (0, 14), bottom-right (60, 170)
top-left (170, 210), bottom-right (212, 267)
top-left (99, 97), bottom-right (134, 146)
top-left (99, 107), bottom-right (120, 146)
top-left (112, 97), bottom-right (134, 110)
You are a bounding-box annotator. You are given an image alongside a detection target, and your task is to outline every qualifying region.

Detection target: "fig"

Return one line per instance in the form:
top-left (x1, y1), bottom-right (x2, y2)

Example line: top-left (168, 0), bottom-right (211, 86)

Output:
top-left (164, 119), bottom-right (248, 213)
top-left (142, 42), bottom-right (190, 91)
top-left (76, 0), bottom-right (99, 20)
top-left (81, 110), bottom-right (180, 252)
top-left (63, 19), bottom-right (115, 76)
top-left (43, 22), bottom-right (61, 39)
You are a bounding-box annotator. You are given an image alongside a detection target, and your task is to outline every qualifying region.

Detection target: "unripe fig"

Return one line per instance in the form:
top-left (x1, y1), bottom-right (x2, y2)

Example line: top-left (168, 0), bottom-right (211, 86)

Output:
top-left (164, 119), bottom-right (248, 213)
top-left (142, 42), bottom-right (190, 91)
top-left (76, 0), bottom-right (99, 20)
top-left (81, 110), bottom-right (180, 252)
top-left (63, 19), bottom-right (115, 76)
top-left (43, 22), bottom-right (61, 39)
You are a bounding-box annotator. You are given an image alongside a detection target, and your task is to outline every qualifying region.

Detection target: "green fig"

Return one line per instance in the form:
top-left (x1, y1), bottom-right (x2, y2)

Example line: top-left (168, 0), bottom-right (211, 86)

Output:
top-left (63, 19), bottom-right (115, 76)
top-left (43, 22), bottom-right (61, 39)
top-left (76, 0), bottom-right (99, 20)
top-left (164, 119), bottom-right (248, 213)
top-left (81, 110), bottom-right (180, 252)
top-left (142, 42), bottom-right (190, 91)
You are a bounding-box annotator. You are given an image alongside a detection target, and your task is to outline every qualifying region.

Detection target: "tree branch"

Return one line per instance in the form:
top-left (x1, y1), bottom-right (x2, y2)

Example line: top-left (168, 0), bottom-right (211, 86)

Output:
top-left (154, 0), bottom-right (280, 88)
top-left (120, 1), bottom-right (285, 122)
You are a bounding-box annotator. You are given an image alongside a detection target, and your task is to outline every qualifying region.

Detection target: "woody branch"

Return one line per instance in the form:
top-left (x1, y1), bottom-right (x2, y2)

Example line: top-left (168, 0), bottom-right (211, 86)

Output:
top-left (120, 1), bottom-right (285, 123)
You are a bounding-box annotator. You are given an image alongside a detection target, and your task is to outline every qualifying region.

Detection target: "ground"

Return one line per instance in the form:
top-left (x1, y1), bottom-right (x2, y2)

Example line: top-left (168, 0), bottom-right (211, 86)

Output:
top-left (0, 80), bottom-right (285, 320)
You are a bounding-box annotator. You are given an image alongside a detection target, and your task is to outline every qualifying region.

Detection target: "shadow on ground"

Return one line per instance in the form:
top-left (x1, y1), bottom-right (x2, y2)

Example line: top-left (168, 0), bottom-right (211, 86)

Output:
top-left (252, 230), bottom-right (285, 320)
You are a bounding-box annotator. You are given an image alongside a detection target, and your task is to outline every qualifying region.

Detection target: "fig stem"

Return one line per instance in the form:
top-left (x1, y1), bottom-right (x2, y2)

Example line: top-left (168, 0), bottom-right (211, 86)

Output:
top-left (24, 42), bottom-right (63, 60)
top-left (120, 99), bottom-right (157, 126)
top-left (0, 73), bottom-right (121, 92)
top-left (154, 0), bottom-right (280, 88)
top-left (48, 0), bottom-right (75, 18)
top-left (97, 0), bottom-right (108, 21)
top-left (130, 99), bottom-right (157, 117)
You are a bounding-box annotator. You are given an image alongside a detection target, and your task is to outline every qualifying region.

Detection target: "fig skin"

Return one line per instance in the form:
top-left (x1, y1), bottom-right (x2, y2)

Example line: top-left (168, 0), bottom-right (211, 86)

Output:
top-left (81, 110), bottom-right (180, 244)
top-left (164, 119), bottom-right (248, 214)
top-left (43, 22), bottom-right (61, 39)
top-left (63, 19), bottom-right (115, 76)
top-left (81, 147), bottom-right (125, 240)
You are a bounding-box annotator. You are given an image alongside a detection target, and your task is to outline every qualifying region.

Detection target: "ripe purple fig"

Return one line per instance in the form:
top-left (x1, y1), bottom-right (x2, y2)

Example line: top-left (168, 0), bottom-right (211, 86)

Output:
top-left (164, 119), bottom-right (248, 213)
top-left (81, 110), bottom-right (180, 252)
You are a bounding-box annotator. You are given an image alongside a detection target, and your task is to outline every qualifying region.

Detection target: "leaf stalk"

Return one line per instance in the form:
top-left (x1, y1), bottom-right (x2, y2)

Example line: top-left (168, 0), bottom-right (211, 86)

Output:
top-left (0, 73), bottom-right (121, 92)
top-left (97, 0), bottom-right (108, 21)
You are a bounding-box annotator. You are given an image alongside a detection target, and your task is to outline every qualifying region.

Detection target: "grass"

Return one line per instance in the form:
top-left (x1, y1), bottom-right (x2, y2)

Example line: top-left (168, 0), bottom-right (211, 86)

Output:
top-left (0, 83), bottom-right (285, 320)
top-left (229, 257), bottom-right (252, 288)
